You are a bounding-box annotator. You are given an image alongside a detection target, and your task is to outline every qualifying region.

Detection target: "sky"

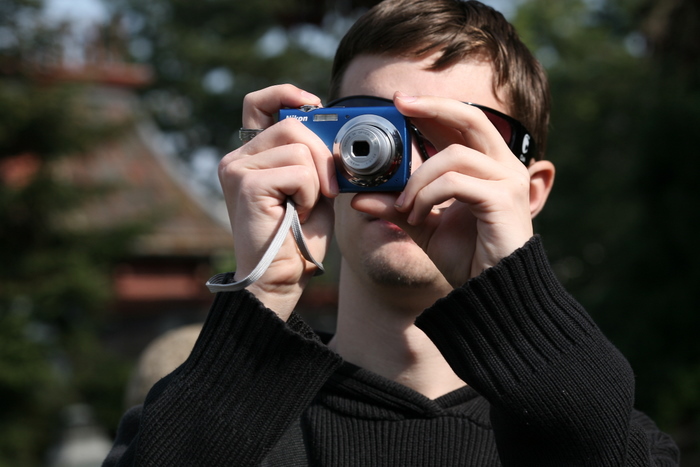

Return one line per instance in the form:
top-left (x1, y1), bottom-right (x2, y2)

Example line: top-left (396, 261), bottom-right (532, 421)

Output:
top-left (43, 0), bottom-right (108, 28)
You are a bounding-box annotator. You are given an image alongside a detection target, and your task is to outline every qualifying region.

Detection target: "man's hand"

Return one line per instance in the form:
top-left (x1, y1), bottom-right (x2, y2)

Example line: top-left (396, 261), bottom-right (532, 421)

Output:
top-left (351, 92), bottom-right (554, 288)
top-left (218, 85), bottom-right (338, 319)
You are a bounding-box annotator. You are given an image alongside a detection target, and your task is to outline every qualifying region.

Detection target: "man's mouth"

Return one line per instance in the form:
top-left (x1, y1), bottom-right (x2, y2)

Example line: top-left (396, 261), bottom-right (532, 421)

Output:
top-left (370, 217), bottom-right (407, 235)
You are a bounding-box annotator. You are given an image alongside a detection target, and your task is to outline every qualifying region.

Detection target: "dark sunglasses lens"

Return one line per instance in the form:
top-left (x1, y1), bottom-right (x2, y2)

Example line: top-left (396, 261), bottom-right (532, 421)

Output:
top-left (421, 139), bottom-right (438, 159)
top-left (476, 106), bottom-right (535, 164)
top-left (408, 126), bottom-right (436, 160)
top-left (481, 110), bottom-right (514, 146)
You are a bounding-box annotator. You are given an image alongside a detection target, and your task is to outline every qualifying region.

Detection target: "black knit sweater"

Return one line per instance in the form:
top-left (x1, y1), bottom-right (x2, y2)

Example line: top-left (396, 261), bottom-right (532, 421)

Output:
top-left (103, 237), bottom-right (679, 466)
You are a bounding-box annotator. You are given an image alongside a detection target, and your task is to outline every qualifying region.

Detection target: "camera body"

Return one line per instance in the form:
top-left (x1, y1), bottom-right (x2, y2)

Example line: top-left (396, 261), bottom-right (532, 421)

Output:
top-left (279, 104), bottom-right (412, 192)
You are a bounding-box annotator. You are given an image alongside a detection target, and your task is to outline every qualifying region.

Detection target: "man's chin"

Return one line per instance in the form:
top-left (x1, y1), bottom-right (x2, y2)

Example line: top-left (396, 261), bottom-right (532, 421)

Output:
top-left (361, 243), bottom-right (443, 289)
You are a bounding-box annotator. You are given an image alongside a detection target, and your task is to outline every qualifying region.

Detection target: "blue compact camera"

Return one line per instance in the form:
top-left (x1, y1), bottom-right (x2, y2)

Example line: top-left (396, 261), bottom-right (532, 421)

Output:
top-left (279, 104), bottom-right (412, 192)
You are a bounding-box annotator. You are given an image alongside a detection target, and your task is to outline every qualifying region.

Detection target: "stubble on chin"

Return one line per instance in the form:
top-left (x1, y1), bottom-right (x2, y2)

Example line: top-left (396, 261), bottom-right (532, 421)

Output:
top-left (360, 244), bottom-right (443, 289)
top-left (340, 207), bottom-right (446, 289)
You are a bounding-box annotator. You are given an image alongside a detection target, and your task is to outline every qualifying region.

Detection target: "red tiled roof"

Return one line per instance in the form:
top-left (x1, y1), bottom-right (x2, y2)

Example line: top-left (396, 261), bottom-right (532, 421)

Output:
top-left (53, 87), bottom-right (234, 257)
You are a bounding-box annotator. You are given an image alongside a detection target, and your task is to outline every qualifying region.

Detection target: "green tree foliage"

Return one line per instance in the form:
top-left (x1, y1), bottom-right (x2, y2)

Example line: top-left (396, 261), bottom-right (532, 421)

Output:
top-left (0, 1), bottom-right (138, 464)
top-left (513, 0), bottom-right (700, 458)
top-left (104, 0), bottom-right (365, 196)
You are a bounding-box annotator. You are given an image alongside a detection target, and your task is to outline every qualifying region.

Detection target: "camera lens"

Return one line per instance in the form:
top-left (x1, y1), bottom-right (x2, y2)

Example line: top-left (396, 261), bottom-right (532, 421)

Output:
top-left (334, 115), bottom-right (403, 187)
top-left (353, 141), bottom-right (370, 157)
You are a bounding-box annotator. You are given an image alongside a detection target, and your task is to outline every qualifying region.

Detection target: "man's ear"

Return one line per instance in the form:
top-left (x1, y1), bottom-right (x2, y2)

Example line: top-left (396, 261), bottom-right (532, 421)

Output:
top-left (528, 160), bottom-right (555, 218)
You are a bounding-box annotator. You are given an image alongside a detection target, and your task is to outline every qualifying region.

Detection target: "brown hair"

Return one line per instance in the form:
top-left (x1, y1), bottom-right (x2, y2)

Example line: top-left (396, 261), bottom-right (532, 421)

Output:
top-left (329, 0), bottom-right (550, 159)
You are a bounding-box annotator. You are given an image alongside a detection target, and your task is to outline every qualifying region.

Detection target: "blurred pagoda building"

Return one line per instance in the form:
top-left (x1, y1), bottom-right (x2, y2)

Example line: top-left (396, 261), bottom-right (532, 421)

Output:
top-left (32, 17), bottom-right (237, 357)
top-left (19, 16), bottom-right (340, 357)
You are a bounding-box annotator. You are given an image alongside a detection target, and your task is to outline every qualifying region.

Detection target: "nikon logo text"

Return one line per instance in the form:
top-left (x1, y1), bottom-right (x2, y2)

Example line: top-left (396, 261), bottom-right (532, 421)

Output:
top-left (286, 115), bottom-right (309, 122)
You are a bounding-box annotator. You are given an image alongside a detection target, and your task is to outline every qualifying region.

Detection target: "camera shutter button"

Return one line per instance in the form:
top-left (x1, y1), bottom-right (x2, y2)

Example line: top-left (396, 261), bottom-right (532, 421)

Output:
top-left (300, 105), bottom-right (320, 112)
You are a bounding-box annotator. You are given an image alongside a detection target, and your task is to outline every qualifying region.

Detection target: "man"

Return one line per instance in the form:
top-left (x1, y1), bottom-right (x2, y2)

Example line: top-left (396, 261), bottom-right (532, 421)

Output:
top-left (104, 0), bottom-right (679, 465)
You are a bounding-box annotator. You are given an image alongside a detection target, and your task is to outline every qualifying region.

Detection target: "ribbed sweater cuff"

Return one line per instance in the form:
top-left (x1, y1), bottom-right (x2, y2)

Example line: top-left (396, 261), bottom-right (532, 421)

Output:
top-left (415, 236), bottom-right (636, 464)
top-left (416, 236), bottom-right (603, 394)
top-left (142, 289), bottom-right (343, 464)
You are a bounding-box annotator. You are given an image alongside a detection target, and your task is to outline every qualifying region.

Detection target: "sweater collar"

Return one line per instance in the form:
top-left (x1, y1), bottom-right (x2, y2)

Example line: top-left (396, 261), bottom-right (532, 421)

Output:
top-left (316, 360), bottom-right (491, 427)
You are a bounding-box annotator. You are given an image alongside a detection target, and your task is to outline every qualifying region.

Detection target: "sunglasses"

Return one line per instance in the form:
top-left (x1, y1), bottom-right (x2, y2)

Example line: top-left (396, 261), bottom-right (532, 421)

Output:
top-left (327, 95), bottom-right (536, 166)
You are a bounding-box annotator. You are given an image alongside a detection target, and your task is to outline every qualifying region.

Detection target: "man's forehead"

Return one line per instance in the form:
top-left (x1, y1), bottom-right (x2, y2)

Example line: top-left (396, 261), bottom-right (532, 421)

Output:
top-left (339, 53), bottom-right (508, 114)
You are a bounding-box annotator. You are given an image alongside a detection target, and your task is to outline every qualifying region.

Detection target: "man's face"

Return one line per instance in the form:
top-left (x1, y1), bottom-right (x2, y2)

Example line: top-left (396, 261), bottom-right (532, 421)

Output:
top-left (334, 52), bottom-right (508, 290)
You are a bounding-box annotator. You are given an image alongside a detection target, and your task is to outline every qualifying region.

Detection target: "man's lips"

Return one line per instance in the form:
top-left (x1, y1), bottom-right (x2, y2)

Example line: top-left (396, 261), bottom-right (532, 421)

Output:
top-left (370, 217), bottom-right (406, 233)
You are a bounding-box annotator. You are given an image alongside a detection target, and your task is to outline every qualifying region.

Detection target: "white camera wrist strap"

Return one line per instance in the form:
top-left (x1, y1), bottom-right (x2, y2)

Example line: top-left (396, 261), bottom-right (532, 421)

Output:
top-left (205, 198), bottom-right (324, 293)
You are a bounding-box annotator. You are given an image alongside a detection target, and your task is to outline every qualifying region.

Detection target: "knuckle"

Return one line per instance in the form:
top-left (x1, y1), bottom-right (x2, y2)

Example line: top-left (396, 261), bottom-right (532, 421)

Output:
top-left (278, 116), bottom-right (306, 133)
top-left (242, 90), bottom-right (263, 110)
top-left (440, 171), bottom-right (462, 188)
top-left (279, 141), bottom-right (317, 169)
top-left (277, 83), bottom-right (299, 94)
top-left (242, 92), bottom-right (255, 107)
top-left (218, 157), bottom-right (246, 185)
top-left (218, 151), bottom-right (238, 174)
top-left (294, 164), bottom-right (316, 183)
top-left (244, 84), bottom-right (296, 106)
top-left (286, 141), bottom-right (312, 158)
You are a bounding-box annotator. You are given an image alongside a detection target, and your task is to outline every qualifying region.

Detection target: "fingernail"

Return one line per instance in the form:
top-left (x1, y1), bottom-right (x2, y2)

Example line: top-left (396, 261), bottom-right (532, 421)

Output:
top-left (394, 192), bottom-right (406, 208)
top-left (407, 211), bottom-right (417, 226)
top-left (329, 180), bottom-right (339, 197)
top-left (395, 92), bottom-right (417, 103)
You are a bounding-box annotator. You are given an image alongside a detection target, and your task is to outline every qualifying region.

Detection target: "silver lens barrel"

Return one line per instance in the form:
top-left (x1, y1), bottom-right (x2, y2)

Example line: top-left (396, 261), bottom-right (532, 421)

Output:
top-left (333, 115), bottom-right (403, 187)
